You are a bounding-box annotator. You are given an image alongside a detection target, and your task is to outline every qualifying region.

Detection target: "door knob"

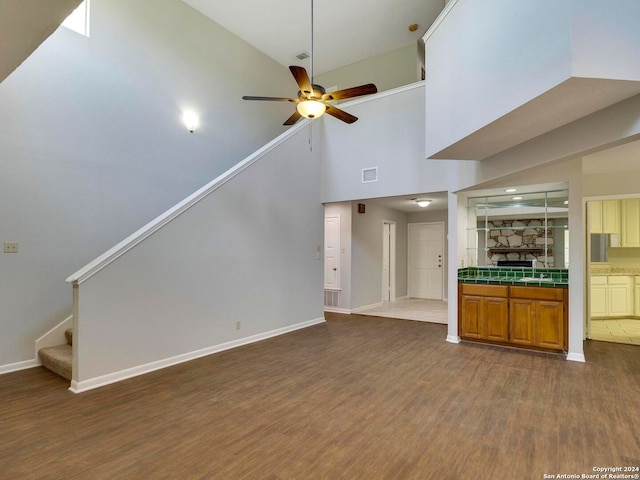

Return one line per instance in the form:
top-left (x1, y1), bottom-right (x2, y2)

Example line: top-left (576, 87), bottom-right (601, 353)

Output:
top-left (333, 268), bottom-right (337, 271)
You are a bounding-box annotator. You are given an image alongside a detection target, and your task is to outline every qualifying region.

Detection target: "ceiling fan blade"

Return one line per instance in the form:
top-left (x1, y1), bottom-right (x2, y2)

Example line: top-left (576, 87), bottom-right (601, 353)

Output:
top-left (242, 96), bottom-right (299, 102)
top-left (289, 66), bottom-right (314, 97)
top-left (283, 110), bottom-right (303, 126)
top-left (322, 84), bottom-right (377, 101)
top-left (325, 105), bottom-right (358, 124)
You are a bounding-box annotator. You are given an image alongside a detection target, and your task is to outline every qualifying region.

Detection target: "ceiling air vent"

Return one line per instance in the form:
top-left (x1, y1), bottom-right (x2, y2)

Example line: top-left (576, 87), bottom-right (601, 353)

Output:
top-left (295, 51), bottom-right (310, 60)
top-left (362, 167), bottom-right (378, 183)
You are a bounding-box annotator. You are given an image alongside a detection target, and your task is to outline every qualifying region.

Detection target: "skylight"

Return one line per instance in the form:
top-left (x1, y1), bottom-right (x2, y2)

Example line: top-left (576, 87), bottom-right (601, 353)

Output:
top-left (62, 0), bottom-right (90, 37)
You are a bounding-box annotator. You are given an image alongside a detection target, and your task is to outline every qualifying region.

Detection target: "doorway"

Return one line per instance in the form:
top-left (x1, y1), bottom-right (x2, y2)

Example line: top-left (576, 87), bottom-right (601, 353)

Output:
top-left (408, 222), bottom-right (444, 300)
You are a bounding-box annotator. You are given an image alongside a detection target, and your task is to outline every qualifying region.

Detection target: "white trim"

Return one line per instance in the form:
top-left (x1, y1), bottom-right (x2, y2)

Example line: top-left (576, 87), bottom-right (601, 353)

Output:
top-left (394, 295), bottom-right (409, 301)
top-left (422, 0), bottom-right (459, 43)
top-left (68, 317), bottom-right (325, 394)
top-left (0, 359), bottom-right (39, 375)
top-left (566, 352), bottom-right (586, 363)
top-left (66, 119), bottom-right (310, 285)
top-left (352, 302), bottom-right (384, 314)
top-left (338, 81), bottom-right (425, 109)
top-left (34, 315), bottom-right (73, 364)
top-left (324, 307), bottom-right (351, 314)
top-left (446, 335), bottom-right (461, 344)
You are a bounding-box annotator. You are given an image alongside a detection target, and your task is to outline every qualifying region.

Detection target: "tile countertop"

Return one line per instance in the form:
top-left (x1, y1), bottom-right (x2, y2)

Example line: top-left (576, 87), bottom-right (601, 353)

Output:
top-left (458, 266), bottom-right (568, 288)
top-left (590, 264), bottom-right (640, 276)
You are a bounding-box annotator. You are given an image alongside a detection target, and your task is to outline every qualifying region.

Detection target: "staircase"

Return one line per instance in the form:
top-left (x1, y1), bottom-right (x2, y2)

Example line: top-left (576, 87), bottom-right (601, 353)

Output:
top-left (39, 329), bottom-right (72, 380)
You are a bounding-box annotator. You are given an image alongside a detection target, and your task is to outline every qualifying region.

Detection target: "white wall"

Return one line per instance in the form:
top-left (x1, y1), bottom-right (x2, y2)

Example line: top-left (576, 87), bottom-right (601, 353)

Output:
top-left (0, 0), bottom-right (295, 368)
top-left (72, 125), bottom-right (324, 388)
top-left (315, 44), bottom-right (420, 94)
top-left (572, 0), bottom-right (640, 80)
top-left (321, 83), bottom-right (480, 203)
top-left (351, 203), bottom-right (408, 310)
top-left (424, 0), bottom-right (573, 157)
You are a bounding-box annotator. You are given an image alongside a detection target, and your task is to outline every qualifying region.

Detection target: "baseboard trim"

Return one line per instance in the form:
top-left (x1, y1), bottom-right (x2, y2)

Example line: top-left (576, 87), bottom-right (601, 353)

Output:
top-left (324, 307), bottom-right (351, 314)
top-left (0, 359), bottom-right (39, 375)
top-left (446, 335), bottom-right (461, 344)
top-left (69, 317), bottom-right (326, 394)
top-left (566, 352), bottom-right (586, 363)
top-left (352, 302), bottom-right (384, 314)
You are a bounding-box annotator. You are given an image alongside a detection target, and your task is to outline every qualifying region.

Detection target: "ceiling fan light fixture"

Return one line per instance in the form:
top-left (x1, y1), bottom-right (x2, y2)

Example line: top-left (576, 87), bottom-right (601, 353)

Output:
top-left (297, 100), bottom-right (326, 119)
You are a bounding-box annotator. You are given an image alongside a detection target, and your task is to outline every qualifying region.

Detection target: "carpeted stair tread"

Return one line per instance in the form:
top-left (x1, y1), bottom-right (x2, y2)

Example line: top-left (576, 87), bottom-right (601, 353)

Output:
top-left (65, 328), bottom-right (73, 346)
top-left (39, 344), bottom-right (72, 381)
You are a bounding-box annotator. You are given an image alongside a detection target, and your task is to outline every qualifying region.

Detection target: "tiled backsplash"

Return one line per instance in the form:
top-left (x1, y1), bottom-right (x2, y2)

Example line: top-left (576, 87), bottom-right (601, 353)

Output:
top-left (458, 266), bottom-right (568, 287)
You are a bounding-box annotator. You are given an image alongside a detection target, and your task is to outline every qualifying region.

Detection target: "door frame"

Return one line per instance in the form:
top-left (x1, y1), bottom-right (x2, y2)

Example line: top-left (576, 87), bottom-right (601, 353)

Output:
top-left (382, 220), bottom-right (396, 302)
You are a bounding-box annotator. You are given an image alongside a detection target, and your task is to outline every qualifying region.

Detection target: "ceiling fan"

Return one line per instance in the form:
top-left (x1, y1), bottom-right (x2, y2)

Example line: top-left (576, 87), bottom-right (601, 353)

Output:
top-left (242, 0), bottom-right (378, 126)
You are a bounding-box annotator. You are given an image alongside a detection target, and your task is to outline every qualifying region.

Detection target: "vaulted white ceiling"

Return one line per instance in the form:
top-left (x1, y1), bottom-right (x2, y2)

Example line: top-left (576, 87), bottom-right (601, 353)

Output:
top-left (182, 0), bottom-right (445, 75)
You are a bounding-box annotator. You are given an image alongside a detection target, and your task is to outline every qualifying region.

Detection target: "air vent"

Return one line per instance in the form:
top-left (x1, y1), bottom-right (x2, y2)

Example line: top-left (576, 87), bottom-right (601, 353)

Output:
top-left (295, 51), bottom-right (310, 60)
top-left (362, 167), bottom-right (378, 183)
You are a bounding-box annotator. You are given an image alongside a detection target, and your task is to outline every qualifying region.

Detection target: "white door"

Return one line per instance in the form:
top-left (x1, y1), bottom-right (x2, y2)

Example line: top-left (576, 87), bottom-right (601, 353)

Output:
top-left (408, 222), bottom-right (444, 299)
top-left (324, 215), bottom-right (340, 290)
top-left (382, 222), bottom-right (395, 302)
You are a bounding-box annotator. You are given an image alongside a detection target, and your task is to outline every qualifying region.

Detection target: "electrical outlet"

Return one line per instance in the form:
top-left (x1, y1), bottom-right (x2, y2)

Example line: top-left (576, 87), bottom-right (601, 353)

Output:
top-left (236, 321), bottom-right (241, 330)
top-left (4, 242), bottom-right (18, 254)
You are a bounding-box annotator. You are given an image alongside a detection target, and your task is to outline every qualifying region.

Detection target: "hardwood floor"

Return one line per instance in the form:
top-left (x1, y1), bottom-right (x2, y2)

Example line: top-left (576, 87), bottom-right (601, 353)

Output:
top-left (1, 312), bottom-right (638, 479)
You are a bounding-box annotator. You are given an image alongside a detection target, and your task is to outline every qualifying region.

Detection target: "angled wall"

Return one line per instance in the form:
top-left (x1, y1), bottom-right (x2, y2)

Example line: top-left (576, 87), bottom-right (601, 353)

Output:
top-left (70, 124), bottom-right (324, 391)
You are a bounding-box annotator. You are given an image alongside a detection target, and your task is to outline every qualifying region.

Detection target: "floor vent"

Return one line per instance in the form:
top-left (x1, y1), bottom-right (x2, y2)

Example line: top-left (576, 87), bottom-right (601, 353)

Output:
top-left (324, 290), bottom-right (340, 308)
top-left (362, 167), bottom-right (378, 183)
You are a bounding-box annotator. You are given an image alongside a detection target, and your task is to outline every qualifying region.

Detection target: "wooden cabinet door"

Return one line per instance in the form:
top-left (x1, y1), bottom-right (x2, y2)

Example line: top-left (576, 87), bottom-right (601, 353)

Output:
top-left (509, 299), bottom-right (535, 346)
top-left (460, 295), bottom-right (483, 338)
top-left (484, 297), bottom-right (509, 342)
top-left (635, 281), bottom-right (640, 317)
top-left (621, 199), bottom-right (640, 247)
top-left (535, 301), bottom-right (564, 350)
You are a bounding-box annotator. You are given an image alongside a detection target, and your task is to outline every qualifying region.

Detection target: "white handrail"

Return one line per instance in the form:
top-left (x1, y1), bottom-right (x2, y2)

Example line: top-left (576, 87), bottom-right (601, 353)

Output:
top-left (66, 120), bottom-right (309, 285)
top-left (65, 83), bottom-right (418, 285)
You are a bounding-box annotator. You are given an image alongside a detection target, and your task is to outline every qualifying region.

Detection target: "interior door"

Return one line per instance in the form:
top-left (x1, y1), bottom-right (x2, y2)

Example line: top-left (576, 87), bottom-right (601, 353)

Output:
top-left (324, 215), bottom-right (340, 290)
top-left (408, 222), bottom-right (444, 299)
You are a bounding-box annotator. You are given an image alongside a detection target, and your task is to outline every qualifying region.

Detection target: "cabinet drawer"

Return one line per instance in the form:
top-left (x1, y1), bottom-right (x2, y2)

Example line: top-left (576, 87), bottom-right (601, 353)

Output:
top-left (461, 283), bottom-right (509, 298)
top-left (509, 286), bottom-right (565, 301)
top-left (591, 276), bottom-right (607, 285)
top-left (608, 276), bottom-right (631, 285)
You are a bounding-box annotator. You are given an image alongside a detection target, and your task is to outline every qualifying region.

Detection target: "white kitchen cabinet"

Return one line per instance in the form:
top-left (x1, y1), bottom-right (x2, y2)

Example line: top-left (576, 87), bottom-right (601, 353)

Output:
top-left (635, 277), bottom-right (640, 317)
top-left (608, 276), bottom-right (633, 316)
top-left (589, 200), bottom-right (621, 234)
top-left (590, 276), bottom-right (608, 317)
top-left (603, 201), bottom-right (621, 234)
top-left (621, 199), bottom-right (640, 247)
top-left (590, 275), bottom-right (633, 317)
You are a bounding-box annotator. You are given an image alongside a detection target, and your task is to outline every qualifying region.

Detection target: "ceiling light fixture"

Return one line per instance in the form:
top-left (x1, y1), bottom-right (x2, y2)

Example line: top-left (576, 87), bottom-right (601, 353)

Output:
top-left (505, 188), bottom-right (517, 193)
top-left (297, 99), bottom-right (326, 119)
top-left (512, 196), bottom-right (523, 200)
top-left (416, 199), bottom-right (431, 208)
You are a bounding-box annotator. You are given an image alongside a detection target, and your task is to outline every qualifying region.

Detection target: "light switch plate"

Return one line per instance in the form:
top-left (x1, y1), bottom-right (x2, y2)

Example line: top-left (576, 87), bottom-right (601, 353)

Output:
top-left (4, 242), bottom-right (18, 253)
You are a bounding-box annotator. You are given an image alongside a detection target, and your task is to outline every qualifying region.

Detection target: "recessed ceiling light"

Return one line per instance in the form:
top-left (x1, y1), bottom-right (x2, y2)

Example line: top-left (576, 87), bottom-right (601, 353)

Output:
top-left (505, 188), bottom-right (517, 193)
top-left (512, 196), bottom-right (523, 200)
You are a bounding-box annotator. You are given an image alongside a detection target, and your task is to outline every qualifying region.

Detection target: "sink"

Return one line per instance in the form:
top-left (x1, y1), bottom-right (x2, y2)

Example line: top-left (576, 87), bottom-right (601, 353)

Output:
top-left (519, 277), bottom-right (554, 283)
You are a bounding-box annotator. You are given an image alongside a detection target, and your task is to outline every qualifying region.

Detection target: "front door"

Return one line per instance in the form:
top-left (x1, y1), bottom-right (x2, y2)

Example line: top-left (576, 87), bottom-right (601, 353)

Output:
top-left (408, 222), bottom-right (444, 299)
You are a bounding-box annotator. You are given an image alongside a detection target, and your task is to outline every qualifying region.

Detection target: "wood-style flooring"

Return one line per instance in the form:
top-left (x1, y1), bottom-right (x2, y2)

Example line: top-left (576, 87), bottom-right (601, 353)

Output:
top-left (1, 312), bottom-right (639, 479)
